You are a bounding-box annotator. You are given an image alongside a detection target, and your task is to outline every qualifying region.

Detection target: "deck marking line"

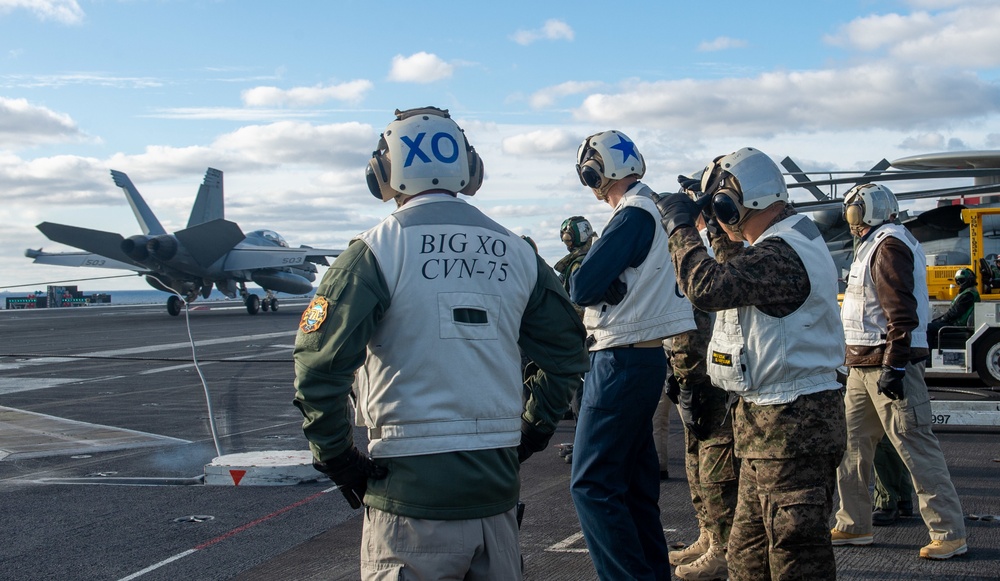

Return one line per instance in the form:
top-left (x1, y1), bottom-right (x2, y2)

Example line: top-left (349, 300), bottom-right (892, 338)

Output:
top-left (116, 488), bottom-right (332, 579)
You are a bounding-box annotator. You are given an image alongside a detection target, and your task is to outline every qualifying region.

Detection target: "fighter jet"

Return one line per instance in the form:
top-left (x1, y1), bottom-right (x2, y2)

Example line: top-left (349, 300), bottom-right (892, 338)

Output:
top-left (26, 168), bottom-right (341, 316)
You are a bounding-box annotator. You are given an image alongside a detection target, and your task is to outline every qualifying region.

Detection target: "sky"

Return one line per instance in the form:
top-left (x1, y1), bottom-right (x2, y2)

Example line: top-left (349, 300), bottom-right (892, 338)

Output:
top-left (3, 0), bottom-right (1000, 292)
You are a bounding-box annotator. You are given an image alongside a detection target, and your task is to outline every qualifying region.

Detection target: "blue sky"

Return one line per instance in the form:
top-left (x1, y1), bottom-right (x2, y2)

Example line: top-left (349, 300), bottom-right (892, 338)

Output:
top-left (3, 0), bottom-right (1000, 290)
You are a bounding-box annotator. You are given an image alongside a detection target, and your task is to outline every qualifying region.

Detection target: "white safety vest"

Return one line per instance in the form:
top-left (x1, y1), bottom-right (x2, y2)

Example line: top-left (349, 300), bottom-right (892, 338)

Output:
top-left (841, 223), bottom-right (929, 349)
top-left (584, 184), bottom-right (696, 350)
top-left (353, 194), bottom-right (538, 458)
top-left (707, 214), bottom-right (845, 405)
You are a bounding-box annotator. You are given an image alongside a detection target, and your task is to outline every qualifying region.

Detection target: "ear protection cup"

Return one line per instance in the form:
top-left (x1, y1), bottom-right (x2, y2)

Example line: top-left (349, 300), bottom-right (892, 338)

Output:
top-left (578, 159), bottom-right (605, 189)
top-left (460, 146), bottom-right (484, 196)
top-left (844, 202), bottom-right (864, 226)
top-left (712, 190), bottom-right (744, 226)
top-left (366, 147), bottom-right (394, 201)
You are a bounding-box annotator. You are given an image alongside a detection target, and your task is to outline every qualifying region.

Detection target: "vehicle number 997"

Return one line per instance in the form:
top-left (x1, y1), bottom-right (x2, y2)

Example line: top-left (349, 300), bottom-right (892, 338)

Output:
top-left (930, 414), bottom-right (951, 425)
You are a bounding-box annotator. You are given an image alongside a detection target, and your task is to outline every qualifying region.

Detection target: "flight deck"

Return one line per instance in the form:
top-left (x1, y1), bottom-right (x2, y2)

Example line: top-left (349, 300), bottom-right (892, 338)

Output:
top-left (0, 302), bottom-right (997, 580)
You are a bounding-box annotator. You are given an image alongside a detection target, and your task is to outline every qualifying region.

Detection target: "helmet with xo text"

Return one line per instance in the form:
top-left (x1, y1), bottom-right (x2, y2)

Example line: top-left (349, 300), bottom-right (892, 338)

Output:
top-left (843, 183), bottom-right (900, 238)
top-left (698, 147), bottom-right (788, 237)
top-left (366, 107), bottom-right (484, 203)
top-left (576, 130), bottom-right (646, 200)
top-left (560, 216), bottom-right (594, 250)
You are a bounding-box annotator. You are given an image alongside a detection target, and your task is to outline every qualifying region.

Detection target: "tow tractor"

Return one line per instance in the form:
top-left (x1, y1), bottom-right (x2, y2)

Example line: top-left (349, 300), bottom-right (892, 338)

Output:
top-left (922, 206), bottom-right (1000, 426)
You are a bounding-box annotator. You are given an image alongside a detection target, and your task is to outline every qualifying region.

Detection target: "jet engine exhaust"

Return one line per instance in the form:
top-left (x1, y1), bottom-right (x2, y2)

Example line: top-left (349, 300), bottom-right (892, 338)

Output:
top-left (146, 235), bottom-right (178, 260)
top-left (121, 235), bottom-right (151, 261)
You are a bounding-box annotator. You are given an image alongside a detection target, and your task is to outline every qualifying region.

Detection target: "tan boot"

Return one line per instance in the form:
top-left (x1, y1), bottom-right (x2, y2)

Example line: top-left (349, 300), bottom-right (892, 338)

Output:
top-left (674, 544), bottom-right (728, 581)
top-left (668, 530), bottom-right (710, 566)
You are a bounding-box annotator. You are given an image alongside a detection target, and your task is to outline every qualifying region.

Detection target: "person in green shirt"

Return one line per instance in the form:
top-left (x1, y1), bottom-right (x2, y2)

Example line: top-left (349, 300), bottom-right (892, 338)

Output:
top-left (293, 107), bottom-right (589, 580)
top-left (928, 267), bottom-right (980, 349)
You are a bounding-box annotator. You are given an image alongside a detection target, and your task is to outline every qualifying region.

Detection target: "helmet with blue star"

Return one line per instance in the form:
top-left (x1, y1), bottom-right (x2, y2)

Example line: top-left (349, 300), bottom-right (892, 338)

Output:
top-left (576, 130), bottom-right (646, 200)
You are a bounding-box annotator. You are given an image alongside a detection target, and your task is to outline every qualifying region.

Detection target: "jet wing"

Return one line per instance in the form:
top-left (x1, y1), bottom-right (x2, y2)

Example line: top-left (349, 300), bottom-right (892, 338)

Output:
top-left (24, 248), bottom-right (147, 272)
top-left (299, 245), bottom-right (343, 267)
top-left (222, 247), bottom-right (340, 272)
top-left (35, 222), bottom-right (142, 267)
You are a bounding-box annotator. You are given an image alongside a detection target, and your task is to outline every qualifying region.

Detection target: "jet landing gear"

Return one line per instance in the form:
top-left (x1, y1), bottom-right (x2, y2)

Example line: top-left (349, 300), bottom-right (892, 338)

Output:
top-left (260, 291), bottom-right (279, 313)
top-left (166, 295), bottom-right (184, 316)
top-left (238, 284), bottom-right (277, 315)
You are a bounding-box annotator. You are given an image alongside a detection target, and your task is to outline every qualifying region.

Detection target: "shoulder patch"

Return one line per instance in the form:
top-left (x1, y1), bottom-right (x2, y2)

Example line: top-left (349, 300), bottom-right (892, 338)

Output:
top-left (299, 296), bottom-right (329, 333)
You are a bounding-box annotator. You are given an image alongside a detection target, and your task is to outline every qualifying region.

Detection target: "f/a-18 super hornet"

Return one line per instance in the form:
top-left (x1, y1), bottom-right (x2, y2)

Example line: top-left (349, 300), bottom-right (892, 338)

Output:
top-left (26, 168), bottom-right (341, 316)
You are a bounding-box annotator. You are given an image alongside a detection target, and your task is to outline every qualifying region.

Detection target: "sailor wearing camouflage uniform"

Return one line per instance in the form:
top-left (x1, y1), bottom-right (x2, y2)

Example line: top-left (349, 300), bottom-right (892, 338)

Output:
top-left (569, 130), bottom-right (696, 581)
top-left (657, 147), bottom-right (847, 581)
top-left (293, 107), bottom-right (589, 580)
top-left (555, 216), bottom-right (595, 300)
top-left (661, 200), bottom-right (739, 581)
top-left (832, 183), bottom-right (967, 560)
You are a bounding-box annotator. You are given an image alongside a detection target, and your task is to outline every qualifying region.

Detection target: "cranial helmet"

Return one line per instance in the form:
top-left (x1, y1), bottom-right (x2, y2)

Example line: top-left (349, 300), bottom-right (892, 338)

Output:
top-left (560, 216), bottom-right (594, 250)
top-left (700, 147), bottom-right (788, 231)
top-left (843, 183), bottom-right (899, 237)
top-left (576, 130), bottom-right (646, 200)
top-left (955, 267), bottom-right (976, 287)
top-left (366, 107), bottom-right (484, 202)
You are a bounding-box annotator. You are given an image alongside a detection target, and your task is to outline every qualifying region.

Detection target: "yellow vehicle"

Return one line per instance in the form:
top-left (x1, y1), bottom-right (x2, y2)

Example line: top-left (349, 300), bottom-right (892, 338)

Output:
top-left (925, 207), bottom-right (1000, 385)
top-left (926, 206), bottom-right (1000, 301)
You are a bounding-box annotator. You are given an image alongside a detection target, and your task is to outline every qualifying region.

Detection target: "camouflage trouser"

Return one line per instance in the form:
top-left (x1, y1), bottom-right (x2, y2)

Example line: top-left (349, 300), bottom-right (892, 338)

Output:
top-left (727, 453), bottom-right (840, 581)
top-left (683, 387), bottom-right (739, 544)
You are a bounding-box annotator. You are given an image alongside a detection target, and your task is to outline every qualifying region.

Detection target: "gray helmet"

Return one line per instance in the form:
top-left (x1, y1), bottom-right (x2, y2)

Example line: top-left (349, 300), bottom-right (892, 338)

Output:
top-left (701, 147), bottom-right (788, 228)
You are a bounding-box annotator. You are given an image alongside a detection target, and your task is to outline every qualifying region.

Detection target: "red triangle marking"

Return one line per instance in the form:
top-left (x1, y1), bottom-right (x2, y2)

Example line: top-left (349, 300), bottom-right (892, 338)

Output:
top-left (230, 469), bottom-right (247, 486)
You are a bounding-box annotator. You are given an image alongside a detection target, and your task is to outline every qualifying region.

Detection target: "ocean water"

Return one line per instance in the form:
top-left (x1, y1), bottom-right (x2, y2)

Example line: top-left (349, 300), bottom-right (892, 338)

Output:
top-left (1, 288), bottom-right (315, 308)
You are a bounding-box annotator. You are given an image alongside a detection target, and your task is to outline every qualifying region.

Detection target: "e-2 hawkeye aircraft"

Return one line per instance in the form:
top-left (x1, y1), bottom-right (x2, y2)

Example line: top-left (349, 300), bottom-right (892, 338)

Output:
top-left (25, 167), bottom-right (341, 316)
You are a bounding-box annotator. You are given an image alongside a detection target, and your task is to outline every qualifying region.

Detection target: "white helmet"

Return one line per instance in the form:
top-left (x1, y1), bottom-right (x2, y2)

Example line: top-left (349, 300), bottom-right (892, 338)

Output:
top-left (843, 183), bottom-right (899, 236)
top-left (366, 107), bottom-right (484, 202)
top-left (576, 130), bottom-right (646, 199)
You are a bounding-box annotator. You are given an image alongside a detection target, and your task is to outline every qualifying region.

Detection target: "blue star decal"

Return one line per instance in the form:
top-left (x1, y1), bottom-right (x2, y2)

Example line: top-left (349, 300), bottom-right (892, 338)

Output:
top-left (609, 134), bottom-right (639, 164)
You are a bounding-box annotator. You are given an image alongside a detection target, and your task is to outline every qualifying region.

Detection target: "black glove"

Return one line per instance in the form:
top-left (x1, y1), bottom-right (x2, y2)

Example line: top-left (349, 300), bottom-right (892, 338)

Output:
top-left (517, 422), bottom-right (552, 463)
top-left (313, 447), bottom-right (388, 509)
top-left (704, 215), bottom-right (722, 238)
top-left (603, 278), bottom-right (627, 305)
top-left (655, 192), bottom-right (700, 236)
top-left (677, 174), bottom-right (702, 195)
top-left (665, 374), bottom-right (680, 405)
top-left (877, 366), bottom-right (906, 401)
top-left (677, 380), bottom-right (711, 441)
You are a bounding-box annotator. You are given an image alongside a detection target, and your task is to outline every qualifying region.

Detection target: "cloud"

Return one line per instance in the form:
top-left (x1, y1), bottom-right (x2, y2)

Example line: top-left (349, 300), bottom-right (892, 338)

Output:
top-left (529, 81), bottom-right (605, 109)
top-left (0, 97), bottom-right (83, 148)
top-left (697, 37), bottom-right (748, 52)
top-left (387, 52), bottom-right (454, 83)
top-left (898, 132), bottom-right (969, 151)
top-left (210, 120), bottom-right (376, 166)
top-left (572, 64), bottom-right (1000, 138)
top-left (511, 19), bottom-right (574, 46)
top-left (827, 3), bottom-right (1000, 68)
top-left (502, 129), bottom-right (580, 158)
top-left (241, 79), bottom-right (374, 107)
top-left (0, 72), bottom-right (162, 89)
top-left (0, 0), bottom-right (83, 24)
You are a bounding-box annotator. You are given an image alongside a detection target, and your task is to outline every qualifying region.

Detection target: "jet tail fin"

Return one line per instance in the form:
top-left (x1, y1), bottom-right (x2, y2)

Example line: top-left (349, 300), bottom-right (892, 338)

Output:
top-left (110, 170), bottom-right (167, 235)
top-left (174, 219), bottom-right (245, 267)
top-left (187, 168), bottom-right (225, 227)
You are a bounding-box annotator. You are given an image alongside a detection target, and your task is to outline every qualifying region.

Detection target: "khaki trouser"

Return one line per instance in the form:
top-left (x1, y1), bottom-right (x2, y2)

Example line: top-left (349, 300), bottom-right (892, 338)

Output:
top-left (833, 362), bottom-right (966, 541)
top-left (360, 506), bottom-right (521, 580)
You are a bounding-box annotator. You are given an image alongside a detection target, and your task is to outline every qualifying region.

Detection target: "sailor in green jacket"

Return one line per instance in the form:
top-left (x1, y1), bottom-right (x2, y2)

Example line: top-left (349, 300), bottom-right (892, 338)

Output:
top-left (293, 107), bottom-right (589, 580)
top-left (927, 267), bottom-right (980, 349)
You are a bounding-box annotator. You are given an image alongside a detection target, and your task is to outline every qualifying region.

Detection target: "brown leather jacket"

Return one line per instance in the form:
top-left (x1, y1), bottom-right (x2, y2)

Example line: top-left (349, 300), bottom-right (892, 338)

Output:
top-left (845, 234), bottom-right (929, 368)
